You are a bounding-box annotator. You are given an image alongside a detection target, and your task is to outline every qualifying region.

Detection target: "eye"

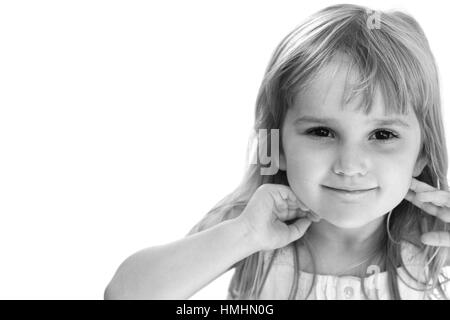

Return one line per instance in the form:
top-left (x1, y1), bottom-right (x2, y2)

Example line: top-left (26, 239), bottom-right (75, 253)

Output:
top-left (372, 129), bottom-right (400, 142)
top-left (304, 127), bottom-right (400, 143)
top-left (306, 127), bottom-right (333, 138)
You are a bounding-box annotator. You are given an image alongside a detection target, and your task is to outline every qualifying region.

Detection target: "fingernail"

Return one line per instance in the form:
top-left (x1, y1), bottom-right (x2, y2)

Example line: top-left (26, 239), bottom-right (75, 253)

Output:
top-left (421, 234), bottom-right (434, 245)
top-left (307, 212), bottom-right (321, 222)
top-left (299, 204), bottom-right (309, 211)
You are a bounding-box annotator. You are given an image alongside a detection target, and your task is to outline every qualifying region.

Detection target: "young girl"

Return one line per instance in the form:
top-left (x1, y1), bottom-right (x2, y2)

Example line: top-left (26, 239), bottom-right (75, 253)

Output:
top-left (105, 4), bottom-right (450, 300)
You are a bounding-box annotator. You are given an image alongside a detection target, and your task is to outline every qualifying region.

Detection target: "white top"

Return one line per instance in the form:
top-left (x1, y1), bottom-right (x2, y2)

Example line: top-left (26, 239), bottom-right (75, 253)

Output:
top-left (227, 241), bottom-right (450, 300)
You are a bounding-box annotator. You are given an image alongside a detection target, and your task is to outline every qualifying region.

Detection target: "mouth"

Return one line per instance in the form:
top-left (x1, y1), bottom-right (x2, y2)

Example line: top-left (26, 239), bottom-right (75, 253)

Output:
top-left (323, 186), bottom-right (377, 193)
top-left (322, 185), bottom-right (378, 200)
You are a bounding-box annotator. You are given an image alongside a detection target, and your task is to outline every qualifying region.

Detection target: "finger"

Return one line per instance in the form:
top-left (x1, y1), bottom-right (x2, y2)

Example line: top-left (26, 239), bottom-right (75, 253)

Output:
top-left (306, 210), bottom-right (321, 222)
top-left (405, 191), bottom-right (450, 222)
top-left (404, 189), bottom-right (414, 201)
top-left (283, 210), bottom-right (310, 226)
top-left (286, 205), bottom-right (320, 223)
top-left (287, 218), bottom-right (312, 243)
top-left (282, 187), bottom-right (321, 221)
top-left (296, 199), bottom-right (310, 212)
top-left (410, 177), bottom-right (437, 192)
top-left (285, 197), bottom-right (304, 209)
top-left (409, 196), bottom-right (450, 221)
top-left (276, 200), bottom-right (308, 222)
top-left (275, 186), bottom-right (317, 222)
top-left (405, 189), bottom-right (435, 210)
top-left (272, 186), bottom-right (300, 210)
top-left (274, 185), bottom-right (308, 210)
top-left (282, 187), bottom-right (310, 211)
top-left (421, 232), bottom-right (450, 247)
top-left (277, 185), bottom-right (296, 201)
top-left (307, 213), bottom-right (320, 222)
top-left (285, 196), bottom-right (321, 221)
top-left (435, 209), bottom-right (450, 223)
top-left (415, 190), bottom-right (450, 207)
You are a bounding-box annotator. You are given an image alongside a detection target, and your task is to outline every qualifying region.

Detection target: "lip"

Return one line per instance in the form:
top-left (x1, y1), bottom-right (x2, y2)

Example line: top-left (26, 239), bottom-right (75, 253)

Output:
top-left (323, 185), bottom-right (377, 192)
top-left (325, 186), bottom-right (377, 192)
top-left (322, 185), bottom-right (378, 201)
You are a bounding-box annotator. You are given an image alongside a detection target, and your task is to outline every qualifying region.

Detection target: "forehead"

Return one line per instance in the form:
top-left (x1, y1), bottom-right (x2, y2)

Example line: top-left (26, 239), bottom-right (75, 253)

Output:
top-left (292, 55), bottom-right (413, 119)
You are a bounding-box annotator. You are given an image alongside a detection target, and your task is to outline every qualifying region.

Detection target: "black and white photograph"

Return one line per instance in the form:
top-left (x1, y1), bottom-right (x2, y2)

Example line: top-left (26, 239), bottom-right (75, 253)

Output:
top-left (1, 0), bottom-right (450, 303)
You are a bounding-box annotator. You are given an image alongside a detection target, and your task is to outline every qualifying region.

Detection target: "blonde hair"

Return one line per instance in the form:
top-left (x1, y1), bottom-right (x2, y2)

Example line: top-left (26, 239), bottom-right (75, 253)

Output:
top-left (187, 4), bottom-right (449, 299)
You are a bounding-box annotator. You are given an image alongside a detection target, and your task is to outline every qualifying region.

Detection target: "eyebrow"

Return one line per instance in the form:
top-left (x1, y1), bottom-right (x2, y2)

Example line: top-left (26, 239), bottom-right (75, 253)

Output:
top-left (293, 116), bottom-right (411, 128)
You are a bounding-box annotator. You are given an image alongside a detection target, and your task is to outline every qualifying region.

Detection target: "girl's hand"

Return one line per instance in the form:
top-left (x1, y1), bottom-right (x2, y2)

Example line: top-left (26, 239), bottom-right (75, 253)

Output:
top-left (235, 183), bottom-right (320, 251)
top-left (404, 177), bottom-right (450, 247)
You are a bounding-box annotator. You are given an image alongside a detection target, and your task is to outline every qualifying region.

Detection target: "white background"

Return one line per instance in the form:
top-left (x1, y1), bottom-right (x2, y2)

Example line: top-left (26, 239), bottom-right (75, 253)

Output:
top-left (0, 0), bottom-right (448, 299)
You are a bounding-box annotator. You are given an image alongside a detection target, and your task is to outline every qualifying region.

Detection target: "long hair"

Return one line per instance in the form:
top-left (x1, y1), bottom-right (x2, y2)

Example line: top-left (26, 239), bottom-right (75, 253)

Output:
top-left (187, 4), bottom-right (449, 299)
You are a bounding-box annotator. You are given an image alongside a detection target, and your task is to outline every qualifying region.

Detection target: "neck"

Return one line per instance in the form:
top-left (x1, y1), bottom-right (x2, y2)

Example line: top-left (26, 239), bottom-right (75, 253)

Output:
top-left (305, 215), bottom-right (385, 253)
top-left (300, 215), bottom-right (387, 276)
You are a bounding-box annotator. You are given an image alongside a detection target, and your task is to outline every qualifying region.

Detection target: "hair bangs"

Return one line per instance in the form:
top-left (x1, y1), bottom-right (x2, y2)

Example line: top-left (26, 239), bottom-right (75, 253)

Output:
top-left (282, 10), bottom-right (433, 121)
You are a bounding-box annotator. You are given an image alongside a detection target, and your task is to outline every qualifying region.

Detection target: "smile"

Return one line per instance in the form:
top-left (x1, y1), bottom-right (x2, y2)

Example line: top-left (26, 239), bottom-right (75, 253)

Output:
top-left (322, 186), bottom-right (378, 201)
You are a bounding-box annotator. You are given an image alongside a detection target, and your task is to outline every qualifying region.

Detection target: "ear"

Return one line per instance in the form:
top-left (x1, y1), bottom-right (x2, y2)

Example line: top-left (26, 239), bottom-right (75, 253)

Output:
top-left (412, 153), bottom-right (428, 177)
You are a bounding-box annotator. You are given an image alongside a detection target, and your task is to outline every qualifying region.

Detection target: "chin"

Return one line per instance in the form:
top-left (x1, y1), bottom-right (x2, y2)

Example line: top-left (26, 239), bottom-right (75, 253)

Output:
top-left (321, 215), bottom-right (374, 229)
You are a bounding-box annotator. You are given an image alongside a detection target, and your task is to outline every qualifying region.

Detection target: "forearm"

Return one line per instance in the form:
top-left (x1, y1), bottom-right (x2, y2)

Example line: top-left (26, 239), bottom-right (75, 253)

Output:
top-left (104, 218), bottom-right (260, 299)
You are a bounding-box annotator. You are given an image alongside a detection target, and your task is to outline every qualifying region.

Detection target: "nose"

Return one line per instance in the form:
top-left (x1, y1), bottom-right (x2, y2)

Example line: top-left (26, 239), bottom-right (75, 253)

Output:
top-left (332, 144), bottom-right (369, 177)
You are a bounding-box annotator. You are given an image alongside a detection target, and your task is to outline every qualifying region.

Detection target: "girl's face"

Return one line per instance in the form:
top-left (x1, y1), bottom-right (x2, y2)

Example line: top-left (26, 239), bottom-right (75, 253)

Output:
top-left (280, 58), bottom-right (427, 229)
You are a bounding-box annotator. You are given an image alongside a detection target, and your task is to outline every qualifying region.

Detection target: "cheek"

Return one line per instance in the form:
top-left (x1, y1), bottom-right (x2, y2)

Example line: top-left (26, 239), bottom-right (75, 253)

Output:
top-left (374, 151), bottom-right (416, 201)
top-left (284, 148), bottom-right (318, 181)
top-left (283, 148), bottom-right (325, 200)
